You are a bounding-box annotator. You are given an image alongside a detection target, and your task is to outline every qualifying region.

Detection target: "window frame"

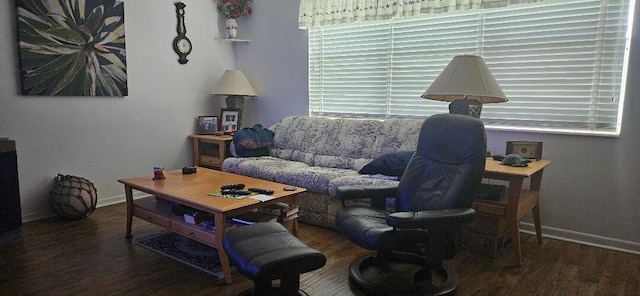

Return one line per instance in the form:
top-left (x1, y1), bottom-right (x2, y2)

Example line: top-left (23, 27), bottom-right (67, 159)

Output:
top-left (307, 0), bottom-right (634, 136)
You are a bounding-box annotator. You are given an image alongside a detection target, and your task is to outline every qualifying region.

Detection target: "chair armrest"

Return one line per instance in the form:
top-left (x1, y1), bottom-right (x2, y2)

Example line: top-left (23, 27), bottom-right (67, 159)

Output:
top-left (335, 185), bottom-right (398, 209)
top-left (335, 185), bottom-right (398, 201)
top-left (386, 208), bottom-right (475, 229)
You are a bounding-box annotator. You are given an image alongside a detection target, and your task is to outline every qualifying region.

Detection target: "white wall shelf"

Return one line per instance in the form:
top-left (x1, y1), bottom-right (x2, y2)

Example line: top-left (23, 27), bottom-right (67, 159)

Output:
top-left (216, 38), bottom-right (250, 44)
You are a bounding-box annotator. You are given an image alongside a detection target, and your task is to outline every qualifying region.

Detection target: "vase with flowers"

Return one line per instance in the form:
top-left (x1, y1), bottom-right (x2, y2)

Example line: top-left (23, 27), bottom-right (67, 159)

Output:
top-left (216, 0), bottom-right (252, 39)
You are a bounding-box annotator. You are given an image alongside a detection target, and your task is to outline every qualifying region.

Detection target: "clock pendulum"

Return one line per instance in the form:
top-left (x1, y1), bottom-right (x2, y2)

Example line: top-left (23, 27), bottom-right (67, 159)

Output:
top-left (173, 2), bottom-right (192, 64)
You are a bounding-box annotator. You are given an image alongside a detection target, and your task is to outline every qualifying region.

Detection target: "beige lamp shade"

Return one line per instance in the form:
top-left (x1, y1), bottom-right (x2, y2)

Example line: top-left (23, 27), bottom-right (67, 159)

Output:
top-left (210, 70), bottom-right (258, 97)
top-left (421, 55), bottom-right (507, 103)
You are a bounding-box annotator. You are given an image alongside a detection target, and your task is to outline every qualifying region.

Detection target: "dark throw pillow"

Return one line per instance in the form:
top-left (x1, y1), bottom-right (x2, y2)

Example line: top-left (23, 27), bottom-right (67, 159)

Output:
top-left (233, 124), bottom-right (274, 157)
top-left (358, 151), bottom-right (414, 178)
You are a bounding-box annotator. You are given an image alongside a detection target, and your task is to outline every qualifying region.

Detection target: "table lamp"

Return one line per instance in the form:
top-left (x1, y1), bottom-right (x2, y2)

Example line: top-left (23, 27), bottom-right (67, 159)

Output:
top-left (421, 55), bottom-right (507, 118)
top-left (210, 70), bottom-right (258, 128)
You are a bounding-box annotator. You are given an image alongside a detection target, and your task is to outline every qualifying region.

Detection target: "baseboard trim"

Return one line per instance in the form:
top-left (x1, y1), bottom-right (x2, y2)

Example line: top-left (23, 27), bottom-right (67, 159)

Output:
top-left (22, 192), bottom-right (151, 223)
top-left (22, 211), bottom-right (55, 223)
top-left (96, 194), bottom-right (127, 208)
top-left (96, 192), bottom-right (151, 207)
top-left (519, 222), bottom-right (640, 255)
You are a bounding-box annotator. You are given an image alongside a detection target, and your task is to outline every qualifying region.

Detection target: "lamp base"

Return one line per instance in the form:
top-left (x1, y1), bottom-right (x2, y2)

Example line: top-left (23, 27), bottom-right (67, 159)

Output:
top-left (449, 99), bottom-right (482, 118)
top-left (225, 95), bottom-right (245, 110)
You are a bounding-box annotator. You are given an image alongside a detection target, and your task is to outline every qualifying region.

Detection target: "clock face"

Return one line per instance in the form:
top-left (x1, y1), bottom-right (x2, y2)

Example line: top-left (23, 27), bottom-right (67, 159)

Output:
top-left (514, 144), bottom-right (535, 158)
top-left (177, 38), bottom-right (191, 54)
top-left (507, 141), bottom-right (543, 160)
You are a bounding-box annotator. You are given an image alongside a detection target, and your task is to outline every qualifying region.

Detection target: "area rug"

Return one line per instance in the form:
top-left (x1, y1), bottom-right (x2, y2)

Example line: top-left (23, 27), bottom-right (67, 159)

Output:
top-left (135, 231), bottom-right (228, 279)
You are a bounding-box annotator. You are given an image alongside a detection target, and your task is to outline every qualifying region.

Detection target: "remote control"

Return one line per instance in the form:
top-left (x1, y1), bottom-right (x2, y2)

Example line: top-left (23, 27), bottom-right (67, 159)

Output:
top-left (221, 183), bottom-right (245, 190)
top-left (248, 188), bottom-right (274, 195)
top-left (221, 189), bottom-right (252, 195)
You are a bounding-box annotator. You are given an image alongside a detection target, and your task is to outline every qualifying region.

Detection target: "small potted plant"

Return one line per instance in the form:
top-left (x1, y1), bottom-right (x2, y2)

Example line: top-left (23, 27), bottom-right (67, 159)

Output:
top-left (216, 0), bottom-right (253, 39)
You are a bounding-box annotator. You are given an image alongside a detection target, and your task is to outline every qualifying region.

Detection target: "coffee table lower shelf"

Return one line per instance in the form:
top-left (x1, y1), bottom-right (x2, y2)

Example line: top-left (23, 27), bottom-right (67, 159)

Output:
top-left (134, 197), bottom-right (220, 246)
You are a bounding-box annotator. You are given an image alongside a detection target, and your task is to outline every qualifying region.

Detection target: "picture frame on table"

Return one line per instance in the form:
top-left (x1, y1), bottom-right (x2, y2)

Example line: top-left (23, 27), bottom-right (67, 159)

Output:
top-left (197, 116), bottom-right (218, 134)
top-left (220, 108), bottom-right (240, 134)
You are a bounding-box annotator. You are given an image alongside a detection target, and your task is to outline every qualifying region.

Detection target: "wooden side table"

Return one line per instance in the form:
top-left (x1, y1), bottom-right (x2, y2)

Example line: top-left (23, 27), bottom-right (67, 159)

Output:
top-left (471, 158), bottom-right (551, 266)
top-left (189, 134), bottom-right (233, 170)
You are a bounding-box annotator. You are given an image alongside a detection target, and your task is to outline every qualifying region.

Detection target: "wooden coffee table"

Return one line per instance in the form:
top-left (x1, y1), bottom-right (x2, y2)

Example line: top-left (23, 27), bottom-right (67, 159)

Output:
top-left (118, 167), bottom-right (306, 283)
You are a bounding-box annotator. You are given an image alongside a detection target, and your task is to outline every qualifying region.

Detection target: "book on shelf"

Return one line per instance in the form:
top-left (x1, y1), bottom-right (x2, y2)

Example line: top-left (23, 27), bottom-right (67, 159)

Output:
top-left (231, 211), bottom-right (279, 225)
top-left (257, 202), bottom-right (299, 218)
top-left (200, 219), bottom-right (237, 232)
top-left (277, 213), bottom-right (298, 222)
top-left (183, 210), bottom-right (213, 225)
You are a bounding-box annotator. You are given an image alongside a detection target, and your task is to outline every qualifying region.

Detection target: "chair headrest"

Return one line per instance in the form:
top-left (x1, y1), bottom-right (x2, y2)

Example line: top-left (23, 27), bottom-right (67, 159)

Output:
top-left (417, 114), bottom-right (486, 164)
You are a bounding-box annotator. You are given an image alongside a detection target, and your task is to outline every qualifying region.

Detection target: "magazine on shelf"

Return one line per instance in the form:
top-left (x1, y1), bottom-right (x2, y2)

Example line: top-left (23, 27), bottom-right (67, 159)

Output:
top-left (231, 211), bottom-right (279, 225)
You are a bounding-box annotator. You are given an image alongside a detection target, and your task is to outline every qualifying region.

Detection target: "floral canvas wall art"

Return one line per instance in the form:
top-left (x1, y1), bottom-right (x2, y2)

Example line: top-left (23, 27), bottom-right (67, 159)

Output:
top-left (16, 0), bottom-right (128, 96)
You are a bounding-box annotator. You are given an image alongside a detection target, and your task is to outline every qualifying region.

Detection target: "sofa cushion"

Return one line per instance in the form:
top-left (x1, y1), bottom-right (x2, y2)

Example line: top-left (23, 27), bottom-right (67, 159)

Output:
top-left (313, 118), bottom-right (381, 169)
top-left (313, 155), bottom-right (372, 171)
top-left (223, 156), bottom-right (310, 181)
top-left (358, 151), bottom-right (414, 178)
top-left (371, 118), bottom-right (423, 158)
top-left (275, 166), bottom-right (358, 194)
top-left (271, 116), bottom-right (338, 165)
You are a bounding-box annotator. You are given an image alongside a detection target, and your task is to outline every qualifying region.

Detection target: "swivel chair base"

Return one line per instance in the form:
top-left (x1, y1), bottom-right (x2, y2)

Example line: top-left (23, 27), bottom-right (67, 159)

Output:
top-left (240, 286), bottom-right (310, 296)
top-left (348, 253), bottom-right (459, 296)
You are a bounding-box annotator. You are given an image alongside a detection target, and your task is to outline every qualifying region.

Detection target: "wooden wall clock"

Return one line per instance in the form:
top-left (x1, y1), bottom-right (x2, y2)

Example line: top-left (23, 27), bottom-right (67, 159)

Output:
top-left (506, 141), bottom-right (543, 160)
top-left (173, 2), bottom-right (192, 64)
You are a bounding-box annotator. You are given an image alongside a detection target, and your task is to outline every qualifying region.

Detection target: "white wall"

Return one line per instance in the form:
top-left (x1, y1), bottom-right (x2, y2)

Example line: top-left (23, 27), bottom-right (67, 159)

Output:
top-left (1, 0), bottom-right (639, 254)
top-left (235, 1), bottom-right (640, 253)
top-left (0, 0), bottom-right (235, 220)
top-left (232, 1), bottom-right (310, 127)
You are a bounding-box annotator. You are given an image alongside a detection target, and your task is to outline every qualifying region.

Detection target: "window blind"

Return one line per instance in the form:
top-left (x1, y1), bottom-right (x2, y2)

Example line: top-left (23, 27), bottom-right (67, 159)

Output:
top-left (308, 0), bottom-right (632, 135)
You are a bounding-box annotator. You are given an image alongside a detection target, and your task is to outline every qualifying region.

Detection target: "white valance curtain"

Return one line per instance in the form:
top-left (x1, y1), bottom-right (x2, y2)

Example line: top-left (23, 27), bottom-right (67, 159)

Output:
top-left (299, 0), bottom-right (543, 29)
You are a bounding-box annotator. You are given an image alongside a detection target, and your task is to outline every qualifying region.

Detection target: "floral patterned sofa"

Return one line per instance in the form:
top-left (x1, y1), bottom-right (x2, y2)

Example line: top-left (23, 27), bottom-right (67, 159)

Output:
top-left (222, 115), bottom-right (423, 229)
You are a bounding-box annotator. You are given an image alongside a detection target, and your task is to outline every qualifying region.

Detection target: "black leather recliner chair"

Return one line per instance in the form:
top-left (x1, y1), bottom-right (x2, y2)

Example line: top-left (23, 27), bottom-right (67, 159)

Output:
top-left (335, 114), bottom-right (487, 295)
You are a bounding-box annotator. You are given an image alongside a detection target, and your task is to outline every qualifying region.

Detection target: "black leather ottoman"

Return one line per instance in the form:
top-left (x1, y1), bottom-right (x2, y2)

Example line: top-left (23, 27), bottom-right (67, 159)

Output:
top-left (222, 222), bottom-right (326, 296)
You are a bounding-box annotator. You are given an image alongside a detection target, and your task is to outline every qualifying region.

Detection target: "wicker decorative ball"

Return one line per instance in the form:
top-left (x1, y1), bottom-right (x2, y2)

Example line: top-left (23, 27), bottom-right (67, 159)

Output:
top-left (50, 174), bottom-right (98, 219)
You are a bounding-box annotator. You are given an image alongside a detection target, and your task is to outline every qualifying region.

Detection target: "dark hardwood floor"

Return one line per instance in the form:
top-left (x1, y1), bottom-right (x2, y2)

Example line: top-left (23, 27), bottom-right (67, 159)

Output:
top-left (1, 202), bottom-right (638, 296)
